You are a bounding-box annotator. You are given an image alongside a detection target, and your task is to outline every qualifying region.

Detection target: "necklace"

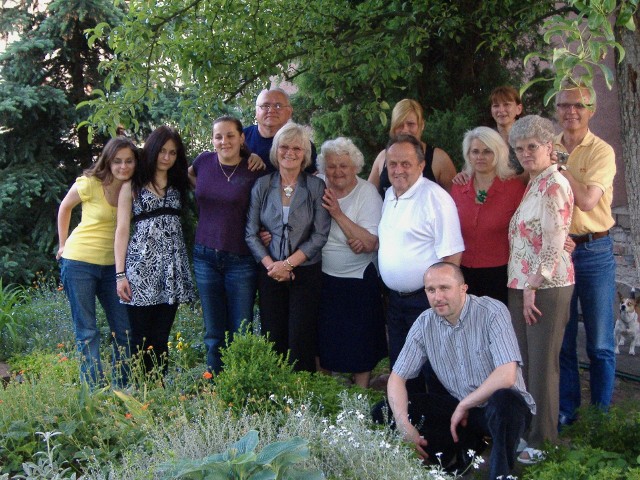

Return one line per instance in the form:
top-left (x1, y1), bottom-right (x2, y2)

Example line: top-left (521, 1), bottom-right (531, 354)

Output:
top-left (283, 183), bottom-right (296, 198)
top-left (219, 160), bottom-right (240, 182)
top-left (476, 189), bottom-right (488, 203)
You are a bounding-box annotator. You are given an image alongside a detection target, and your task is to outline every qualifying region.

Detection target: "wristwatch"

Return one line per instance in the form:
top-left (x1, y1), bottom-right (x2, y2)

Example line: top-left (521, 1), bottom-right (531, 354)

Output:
top-left (524, 281), bottom-right (538, 291)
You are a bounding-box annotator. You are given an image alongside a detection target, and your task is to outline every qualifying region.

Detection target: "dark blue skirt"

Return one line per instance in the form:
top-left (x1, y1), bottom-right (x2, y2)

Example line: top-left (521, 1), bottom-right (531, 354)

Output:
top-left (318, 262), bottom-right (387, 372)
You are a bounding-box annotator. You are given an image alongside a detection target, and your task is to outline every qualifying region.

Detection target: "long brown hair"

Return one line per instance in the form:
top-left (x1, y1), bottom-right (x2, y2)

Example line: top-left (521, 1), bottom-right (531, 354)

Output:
top-left (84, 137), bottom-right (139, 185)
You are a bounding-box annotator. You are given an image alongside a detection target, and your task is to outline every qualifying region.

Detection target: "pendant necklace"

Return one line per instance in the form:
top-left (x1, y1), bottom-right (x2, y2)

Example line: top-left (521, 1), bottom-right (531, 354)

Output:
top-left (219, 160), bottom-right (240, 182)
top-left (476, 189), bottom-right (488, 203)
top-left (283, 183), bottom-right (296, 198)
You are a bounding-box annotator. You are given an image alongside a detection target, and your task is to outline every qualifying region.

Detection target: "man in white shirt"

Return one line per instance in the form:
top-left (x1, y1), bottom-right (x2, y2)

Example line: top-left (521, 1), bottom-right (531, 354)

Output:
top-left (378, 134), bottom-right (464, 393)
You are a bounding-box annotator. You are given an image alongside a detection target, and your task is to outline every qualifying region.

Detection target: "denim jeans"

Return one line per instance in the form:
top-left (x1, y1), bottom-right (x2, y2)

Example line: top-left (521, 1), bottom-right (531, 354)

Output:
top-left (193, 244), bottom-right (257, 373)
top-left (560, 235), bottom-right (616, 419)
top-left (372, 389), bottom-right (531, 480)
top-left (60, 258), bottom-right (131, 386)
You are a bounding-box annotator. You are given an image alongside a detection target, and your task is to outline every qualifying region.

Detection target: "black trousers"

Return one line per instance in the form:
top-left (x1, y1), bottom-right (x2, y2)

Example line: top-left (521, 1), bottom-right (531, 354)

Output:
top-left (372, 388), bottom-right (532, 480)
top-left (258, 262), bottom-right (321, 372)
top-left (127, 303), bottom-right (179, 375)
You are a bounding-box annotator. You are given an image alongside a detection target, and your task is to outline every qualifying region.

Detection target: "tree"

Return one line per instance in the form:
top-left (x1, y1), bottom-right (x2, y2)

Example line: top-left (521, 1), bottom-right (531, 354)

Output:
top-left (521, 0), bottom-right (640, 280)
top-left (82, 0), bottom-right (565, 162)
top-left (0, 0), bottom-right (125, 285)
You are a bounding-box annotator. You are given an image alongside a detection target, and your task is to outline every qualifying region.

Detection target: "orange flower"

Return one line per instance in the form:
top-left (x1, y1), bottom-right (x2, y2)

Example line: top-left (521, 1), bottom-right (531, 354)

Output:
top-left (125, 413), bottom-right (132, 419)
top-left (57, 285), bottom-right (64, 291)
top-left (179, 395), bottom-right (187, 401)
top-left (57, 343), bottom-right (65, 349)
top-left (59, 356), bottom-right (68, 362)
top-left (202, 371), bottom-right (213, 380)
top-left (147, 345), bottom-right (154, 350)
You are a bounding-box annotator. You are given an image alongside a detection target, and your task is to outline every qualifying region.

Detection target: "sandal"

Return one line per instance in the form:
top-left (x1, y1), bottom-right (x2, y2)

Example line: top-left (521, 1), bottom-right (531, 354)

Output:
top-left (517, 447), bottom-right (545, 465)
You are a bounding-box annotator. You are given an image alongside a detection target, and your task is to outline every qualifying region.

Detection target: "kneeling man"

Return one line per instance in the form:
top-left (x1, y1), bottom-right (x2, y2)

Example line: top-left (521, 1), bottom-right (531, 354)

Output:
top-left (379, 262), bottom-right (535, 480)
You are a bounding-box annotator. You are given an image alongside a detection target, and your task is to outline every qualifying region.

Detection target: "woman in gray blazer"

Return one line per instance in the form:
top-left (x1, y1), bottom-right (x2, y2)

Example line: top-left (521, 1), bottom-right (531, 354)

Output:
top-left (245, 122), bottom-right (330, 372)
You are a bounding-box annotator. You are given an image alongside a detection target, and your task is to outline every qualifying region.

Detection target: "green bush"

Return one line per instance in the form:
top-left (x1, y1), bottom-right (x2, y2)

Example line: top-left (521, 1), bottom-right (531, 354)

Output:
top-left (158, 429), bottom-right (324, 479)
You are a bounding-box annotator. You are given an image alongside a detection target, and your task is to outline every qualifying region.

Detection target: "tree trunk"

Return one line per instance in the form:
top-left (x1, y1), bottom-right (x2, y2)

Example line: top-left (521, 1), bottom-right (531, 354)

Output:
top-left (616, 11), bottom-right (640, 283)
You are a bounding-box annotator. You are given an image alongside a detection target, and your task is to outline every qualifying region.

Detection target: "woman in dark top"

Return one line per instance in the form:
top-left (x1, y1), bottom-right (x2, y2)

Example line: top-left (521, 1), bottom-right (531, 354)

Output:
top-left (367, 99), bottom-right (456, 194)
top-left (188, 116), bottom-right (266, 374)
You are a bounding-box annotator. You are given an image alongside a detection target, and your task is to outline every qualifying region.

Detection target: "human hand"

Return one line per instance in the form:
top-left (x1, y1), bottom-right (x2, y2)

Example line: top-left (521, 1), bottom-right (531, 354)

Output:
top-left (322, 188), bottom-right (343, 218)
top-left (399, 421), bottom-right (429, 460)
top-left (348, 238), bottom-right (365, 254)
top-left (266, 261), bottom-right (294, 282)
top-left (117, 278), bottom-right (132, 303)
top-left (523, 288), bottom-right (541, 325)
top-left (450, 404), bottom-right (469, 443)
top-left (259, 228), bottom-right (272, 247)
top-left (451, 171), bottom-right (470, 186)
top-left (564, 236), bottom-right (576, 254)
top-left (56, 246), bottom-right (64, 260)
top-left (248, 153), bottom-right (266, 171)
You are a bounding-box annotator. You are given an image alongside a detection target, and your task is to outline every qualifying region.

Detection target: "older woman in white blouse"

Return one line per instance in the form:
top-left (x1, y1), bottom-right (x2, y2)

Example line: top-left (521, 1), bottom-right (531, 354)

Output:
top-left (316, 137), bottom-right (386, 388)
top-left (507, 115), bottom-right (574, 463)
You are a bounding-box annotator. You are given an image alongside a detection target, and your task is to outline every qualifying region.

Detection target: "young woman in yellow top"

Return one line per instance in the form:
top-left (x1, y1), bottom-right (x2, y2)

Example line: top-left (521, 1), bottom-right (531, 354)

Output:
top-left (57, 137), bottom-right (138, 387)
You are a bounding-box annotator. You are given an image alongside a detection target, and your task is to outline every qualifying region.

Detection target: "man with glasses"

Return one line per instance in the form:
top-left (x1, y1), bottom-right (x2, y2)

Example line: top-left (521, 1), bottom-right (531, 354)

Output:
top-left (554, 83), bottom-right (617, 427)
top-left (244, 88), bottom-right (317, 173)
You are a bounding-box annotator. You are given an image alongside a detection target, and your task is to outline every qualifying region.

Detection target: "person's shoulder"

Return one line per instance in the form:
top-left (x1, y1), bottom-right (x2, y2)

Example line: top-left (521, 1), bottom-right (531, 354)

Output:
top-left (585, 131), bottom-right (614, 156)
top-left (356, 177), bottom-right (381, 196)
top-left (243, 124), bottom-right (258, 135)
top-left (193, 150), bottom-right (215, 166)
top-left (304, 172), bottom-right (326, 190)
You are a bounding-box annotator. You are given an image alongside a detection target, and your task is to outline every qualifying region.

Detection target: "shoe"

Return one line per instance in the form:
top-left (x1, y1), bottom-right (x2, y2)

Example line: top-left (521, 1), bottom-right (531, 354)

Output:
top-left (558, 414), bottom-right (576, 432)
top-left (517, 447), bottom-right (545, 465)
top-left (516, 438), bottom-right (527, 454)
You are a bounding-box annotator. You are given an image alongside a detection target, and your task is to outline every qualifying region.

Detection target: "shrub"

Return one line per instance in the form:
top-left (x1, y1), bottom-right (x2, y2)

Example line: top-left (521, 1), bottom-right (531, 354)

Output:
top-left (158, 429), bottom-right (325, 479)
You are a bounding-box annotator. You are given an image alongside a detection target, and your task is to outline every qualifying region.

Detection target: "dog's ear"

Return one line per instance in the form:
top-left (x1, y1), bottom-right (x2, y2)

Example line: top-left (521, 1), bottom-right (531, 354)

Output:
top-left (618, 291), bottom-right (623, 303)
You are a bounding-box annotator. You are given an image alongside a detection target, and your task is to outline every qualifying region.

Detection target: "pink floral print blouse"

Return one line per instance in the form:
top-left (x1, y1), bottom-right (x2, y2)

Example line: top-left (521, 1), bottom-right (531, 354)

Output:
top-left (508, 164), bottom-right (575, 289)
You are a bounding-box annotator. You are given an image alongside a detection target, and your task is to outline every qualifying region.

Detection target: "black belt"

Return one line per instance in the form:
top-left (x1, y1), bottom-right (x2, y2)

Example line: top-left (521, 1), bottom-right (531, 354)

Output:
top-left (570, 230), bottom-right (609, 245)
top-left (133, 207), bottom-right (181, 223)
top-left (391, 288), bottom-right (424, 298)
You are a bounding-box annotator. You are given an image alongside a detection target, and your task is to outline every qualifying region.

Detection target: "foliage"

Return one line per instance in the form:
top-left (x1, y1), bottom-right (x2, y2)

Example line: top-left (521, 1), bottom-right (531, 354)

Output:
top-left (0, 279), bottom-right (29, 340)
top-left (81, 0), bottom-right (562, 148)
top-left (523, 404), bottom-right (640, 479)
top-left (521, 0), bottom-right (639, 103)
top-left (158, 429), bottom-right (324, 480)
top-left (0, 0), bottom-right (126, 286)
top-left (13, 431), bottom-right (84, 480)
top-left (0, 363), bottom-right (147, 476)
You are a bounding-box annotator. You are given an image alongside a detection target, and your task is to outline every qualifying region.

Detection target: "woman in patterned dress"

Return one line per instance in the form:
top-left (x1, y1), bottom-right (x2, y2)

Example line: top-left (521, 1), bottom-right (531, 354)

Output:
top-left (507, 115), bottom-right (574, 463)
top-left (115, 126), bottom-right (194, 375)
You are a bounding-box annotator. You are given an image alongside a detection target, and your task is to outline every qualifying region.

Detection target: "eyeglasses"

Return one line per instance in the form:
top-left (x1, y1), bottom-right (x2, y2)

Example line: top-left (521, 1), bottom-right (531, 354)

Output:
top-left (556, 102), bottom-right (592, 111)
top-left (257, 103), bottom-right (290, 111)
top-left (278, 145), bottom-right (303, 155)
top-left (514, 143), bottom-right (544, 155)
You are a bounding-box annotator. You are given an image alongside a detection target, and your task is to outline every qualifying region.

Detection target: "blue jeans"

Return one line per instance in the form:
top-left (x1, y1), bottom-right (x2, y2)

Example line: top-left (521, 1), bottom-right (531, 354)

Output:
top-left (193, 244), bottom-right (257, 373)
top-left (60, 258), bottom-right (131, 386)
top-left (560, 235), bottom-right (616, 419)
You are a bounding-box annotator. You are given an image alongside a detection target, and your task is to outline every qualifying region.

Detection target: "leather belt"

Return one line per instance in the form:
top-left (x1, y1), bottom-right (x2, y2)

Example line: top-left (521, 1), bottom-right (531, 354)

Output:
top-left (570, 230), bottom-right (609, 245)
top-left (392, 288), bottom-right (424, 298)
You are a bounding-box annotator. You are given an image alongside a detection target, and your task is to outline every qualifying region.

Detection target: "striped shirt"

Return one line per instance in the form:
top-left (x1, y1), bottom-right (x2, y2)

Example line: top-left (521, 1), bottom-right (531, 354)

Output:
top-left (393, 294), bottom-right (536, 414)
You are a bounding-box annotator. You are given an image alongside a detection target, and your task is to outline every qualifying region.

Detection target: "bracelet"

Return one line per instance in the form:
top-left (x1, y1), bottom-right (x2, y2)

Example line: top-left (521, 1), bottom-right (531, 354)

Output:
top-left (284, 258), bottom-right (295, 271)
top-left (116, 276), bottom-right (127, 283)
top-left (115, 272), bottom-right (127, 280)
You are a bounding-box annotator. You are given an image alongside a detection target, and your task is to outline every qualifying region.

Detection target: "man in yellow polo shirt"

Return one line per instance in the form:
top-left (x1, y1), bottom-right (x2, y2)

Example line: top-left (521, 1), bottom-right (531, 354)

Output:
top-left (554, 83), bottom-right (617, 427)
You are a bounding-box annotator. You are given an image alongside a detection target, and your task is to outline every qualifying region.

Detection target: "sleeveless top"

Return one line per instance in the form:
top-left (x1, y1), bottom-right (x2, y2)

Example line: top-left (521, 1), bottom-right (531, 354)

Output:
top-left (378, 143), bottom-right (436, 197)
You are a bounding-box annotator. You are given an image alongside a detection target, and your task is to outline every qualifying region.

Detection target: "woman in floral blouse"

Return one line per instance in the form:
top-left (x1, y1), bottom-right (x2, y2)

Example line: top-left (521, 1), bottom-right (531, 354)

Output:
top-left (507, 115), bottom-right (574, 464)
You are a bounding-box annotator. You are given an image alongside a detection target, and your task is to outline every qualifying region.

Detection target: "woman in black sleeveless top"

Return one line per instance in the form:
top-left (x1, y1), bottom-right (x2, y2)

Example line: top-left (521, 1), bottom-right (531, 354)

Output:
top-left (368, 99), bottom-right (456, 196)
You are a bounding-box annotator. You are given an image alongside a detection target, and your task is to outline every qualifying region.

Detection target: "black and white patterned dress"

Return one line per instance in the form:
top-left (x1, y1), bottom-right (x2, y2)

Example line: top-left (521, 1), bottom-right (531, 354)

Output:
top-left (124, 187), bottom-right (194, 306)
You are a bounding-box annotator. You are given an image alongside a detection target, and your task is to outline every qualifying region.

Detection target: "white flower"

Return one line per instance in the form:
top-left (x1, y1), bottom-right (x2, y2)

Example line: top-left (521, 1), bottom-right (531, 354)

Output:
top-left (269, 394), bottom-right (276, 401)
top-left (467, 448), bottom-right (476, 458)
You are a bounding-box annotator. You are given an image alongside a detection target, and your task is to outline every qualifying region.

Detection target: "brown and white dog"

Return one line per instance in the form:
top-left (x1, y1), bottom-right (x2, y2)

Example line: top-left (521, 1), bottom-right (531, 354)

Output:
top-left (615, 289), bottom-right (639, 356)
